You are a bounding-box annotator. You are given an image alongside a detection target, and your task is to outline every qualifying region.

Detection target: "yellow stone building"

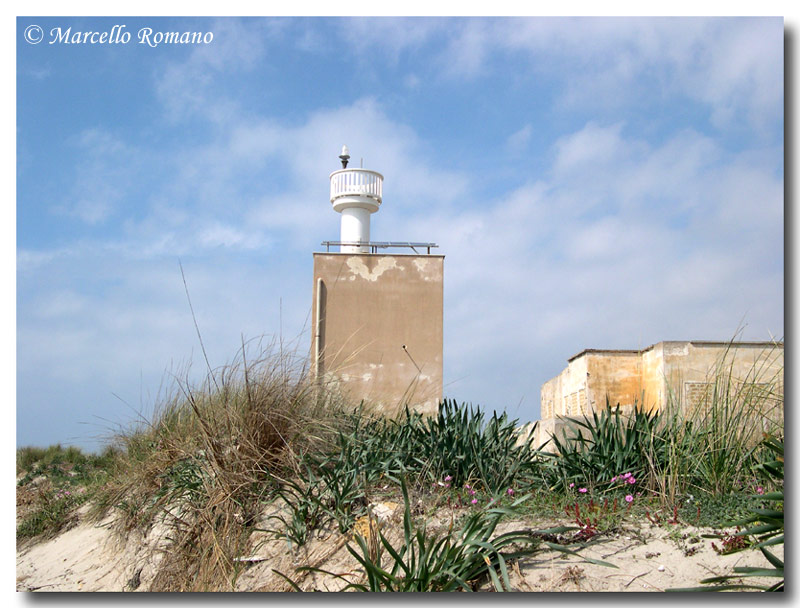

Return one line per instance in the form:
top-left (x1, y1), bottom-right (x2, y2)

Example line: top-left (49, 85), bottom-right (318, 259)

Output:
top-left (525, 340), bottom-right (783, 450)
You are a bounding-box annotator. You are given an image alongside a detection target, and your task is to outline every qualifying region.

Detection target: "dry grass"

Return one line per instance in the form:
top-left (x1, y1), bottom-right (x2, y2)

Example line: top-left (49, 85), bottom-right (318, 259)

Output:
top-left (91, 336), bottom-right (358, 591)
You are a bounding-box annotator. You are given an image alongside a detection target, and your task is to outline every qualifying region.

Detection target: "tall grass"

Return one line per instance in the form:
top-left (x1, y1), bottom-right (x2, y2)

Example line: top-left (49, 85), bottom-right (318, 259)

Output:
top-left (653, 341), bottom-right (783, 502)
top-left (92, 337), bottom-right (354, 590)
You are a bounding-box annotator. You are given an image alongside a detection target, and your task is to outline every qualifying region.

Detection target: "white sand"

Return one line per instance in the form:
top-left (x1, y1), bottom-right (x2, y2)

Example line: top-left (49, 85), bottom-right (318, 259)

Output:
top-left (16, 505), bottom-right (782, 592)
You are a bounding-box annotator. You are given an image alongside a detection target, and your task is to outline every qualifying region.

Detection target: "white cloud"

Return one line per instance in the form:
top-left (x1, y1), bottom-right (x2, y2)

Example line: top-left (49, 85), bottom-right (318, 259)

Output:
top-left (154, 18), bottom-right (280, 124)
top-left (505, 124), bottom-right (532, 155)
top-left (348, 17), bottom-right (782, 132)
top-left (53, 129), bottom-right (138, 225)
top-left (338, 18), bottom-right (446, 63)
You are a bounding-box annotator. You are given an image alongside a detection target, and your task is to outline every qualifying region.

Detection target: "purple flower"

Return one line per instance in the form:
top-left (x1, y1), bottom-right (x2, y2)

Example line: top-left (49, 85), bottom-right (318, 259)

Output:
top-left (625, 495), bottom-right (633, 503)
top-left (507, 488), bottom-right (514, 496)
top-left (622, 472), bottom-right (631, 479)
top-left (628, 477), bottom-right (636, 485)
top-left (569, 482), bottom-right (575, 488)
top-left (471, 498), bottom-right (478, 505)
top-left (756, 486), bottom-right (765, 495)
top-left (444, 475), bottom-right (452, 482)
top-left (468, 489), bottom-right (476, 496)
top-left (578, 488), bottom-right (588, 493)
top-left (611, 476), bottom-right (618, 483)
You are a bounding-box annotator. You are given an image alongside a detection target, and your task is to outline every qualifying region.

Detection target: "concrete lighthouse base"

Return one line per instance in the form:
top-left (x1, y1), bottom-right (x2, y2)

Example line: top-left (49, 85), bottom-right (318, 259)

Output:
top-left (311, 252), bottom-right (444, 418)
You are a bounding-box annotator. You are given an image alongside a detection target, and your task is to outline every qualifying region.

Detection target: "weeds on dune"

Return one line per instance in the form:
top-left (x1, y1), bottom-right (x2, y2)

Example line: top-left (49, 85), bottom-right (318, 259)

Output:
top-left (654, 341), bottom-right (783, 503)
top-left (276, 478), bottom-right (545, 592)
top-left (671, 435), bottom-right (784, 592)
top-left (16, 445), bottom-right (116, 544)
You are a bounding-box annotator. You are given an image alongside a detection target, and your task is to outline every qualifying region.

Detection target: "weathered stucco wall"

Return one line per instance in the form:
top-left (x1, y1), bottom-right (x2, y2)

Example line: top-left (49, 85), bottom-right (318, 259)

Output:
top-left (641, 343), bottom-right (665, 413)
top-left (655, 341), bottom-right (784, 424)
top-left (541, 351), bottom-right (640, 418)
top-left (540, 341), bottom-right (783, 422)
top-left (311, 253), bottom-right (443, 417)
top-left (585, 353), bottom-right (641, 412)
top-left (540, 356), bottom-right (588, 419)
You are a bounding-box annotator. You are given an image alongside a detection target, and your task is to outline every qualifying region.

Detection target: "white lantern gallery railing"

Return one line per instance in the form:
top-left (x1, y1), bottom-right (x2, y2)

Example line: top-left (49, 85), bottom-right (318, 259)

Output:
top-left (330, 168), bottom-right (383, 204)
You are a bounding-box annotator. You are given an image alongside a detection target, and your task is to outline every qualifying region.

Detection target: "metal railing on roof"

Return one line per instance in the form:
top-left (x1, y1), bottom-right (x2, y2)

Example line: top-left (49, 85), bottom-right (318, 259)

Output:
top-left (321, 241), bottom-right (439, 254)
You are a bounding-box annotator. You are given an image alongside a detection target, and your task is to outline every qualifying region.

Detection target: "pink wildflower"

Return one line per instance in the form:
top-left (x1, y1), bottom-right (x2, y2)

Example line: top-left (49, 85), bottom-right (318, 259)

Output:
top-left (625, 495), bottom-right (633, 503)
top-left (623, 472), bottom-right (631, 479)
top-left (468, 489), bottom-right (476, 496)
top-left (569, 482), bottom-right (575, 488)
top-left (579, 488), bottom-right (588, 493)
top-left (471, 498), bottom-right (478, 505)
top-left (756, 486), bottom-right (765, 495)
top-left (444, 475), bottom-right (452, 482)
top-left (628, 477), bottom-right (636, 485)
top-left (611, 476), bottom-right (618, 483)
top-left (507, 488), bottom-right (514, 496)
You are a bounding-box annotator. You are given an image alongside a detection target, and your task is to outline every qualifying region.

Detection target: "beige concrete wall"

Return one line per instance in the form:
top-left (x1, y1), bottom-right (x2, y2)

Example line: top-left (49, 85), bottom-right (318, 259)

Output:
top-left (653, 341), bottom-right (784, 423)
top-left (585, 352), bottom-right (641, 412)
top-left (311, 253), bottom-right (444, 417)
top-left (641, 343), bottom-right (665, 413)
top-left (541, 351), bottom-right (640, 418)
top-left (540, 341), bottom-right (783, 423)
top-left (541, 355), bottom-right (589, 418)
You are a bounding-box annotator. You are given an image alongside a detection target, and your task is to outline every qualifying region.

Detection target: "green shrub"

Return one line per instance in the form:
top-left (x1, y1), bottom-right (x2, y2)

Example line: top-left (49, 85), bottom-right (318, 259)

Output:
top-left (351, 400), bottom-right (539, 494)
top-left (541, 404), bottom-right (666, 493)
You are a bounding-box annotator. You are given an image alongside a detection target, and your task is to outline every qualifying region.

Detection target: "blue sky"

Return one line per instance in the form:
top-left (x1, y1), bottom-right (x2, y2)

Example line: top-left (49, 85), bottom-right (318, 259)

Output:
top-left (15, 16), bottom-right (785, 451)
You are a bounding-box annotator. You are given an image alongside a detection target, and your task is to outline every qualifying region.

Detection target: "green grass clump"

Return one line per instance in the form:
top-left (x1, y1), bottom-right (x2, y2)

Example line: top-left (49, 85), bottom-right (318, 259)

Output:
top-left (541, 404), bottom-right (665, 493)
top-left (17, 488), bottom-right (85, 541)
top-left (264, 399), bottom-right (539, 550)
top-left (352, 400), bottom-right (539, 493)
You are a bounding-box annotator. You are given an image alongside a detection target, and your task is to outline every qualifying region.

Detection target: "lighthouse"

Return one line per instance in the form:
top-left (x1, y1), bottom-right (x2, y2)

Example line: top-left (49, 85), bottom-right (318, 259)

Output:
top-left (329, 145), bottom-right (383, 253)
top-left (311, 146), bottom-right (445, 418)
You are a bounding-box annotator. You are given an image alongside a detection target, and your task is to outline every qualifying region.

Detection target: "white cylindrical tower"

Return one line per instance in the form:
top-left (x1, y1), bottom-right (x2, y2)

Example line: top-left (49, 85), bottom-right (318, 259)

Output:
top-left (330, 145), bottom-right (383, 253)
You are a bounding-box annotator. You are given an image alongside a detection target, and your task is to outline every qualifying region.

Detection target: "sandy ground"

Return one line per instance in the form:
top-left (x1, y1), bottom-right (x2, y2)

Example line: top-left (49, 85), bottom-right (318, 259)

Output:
top-left (16, 502), bottom-right (782, 592)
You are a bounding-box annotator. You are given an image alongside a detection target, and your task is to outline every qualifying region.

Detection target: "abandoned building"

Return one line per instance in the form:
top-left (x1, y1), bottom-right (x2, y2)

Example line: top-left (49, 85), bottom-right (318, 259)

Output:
top-left (524, 340), bottom-right (784, 450)
top-left (310, 147), bottom-right (443, 417)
